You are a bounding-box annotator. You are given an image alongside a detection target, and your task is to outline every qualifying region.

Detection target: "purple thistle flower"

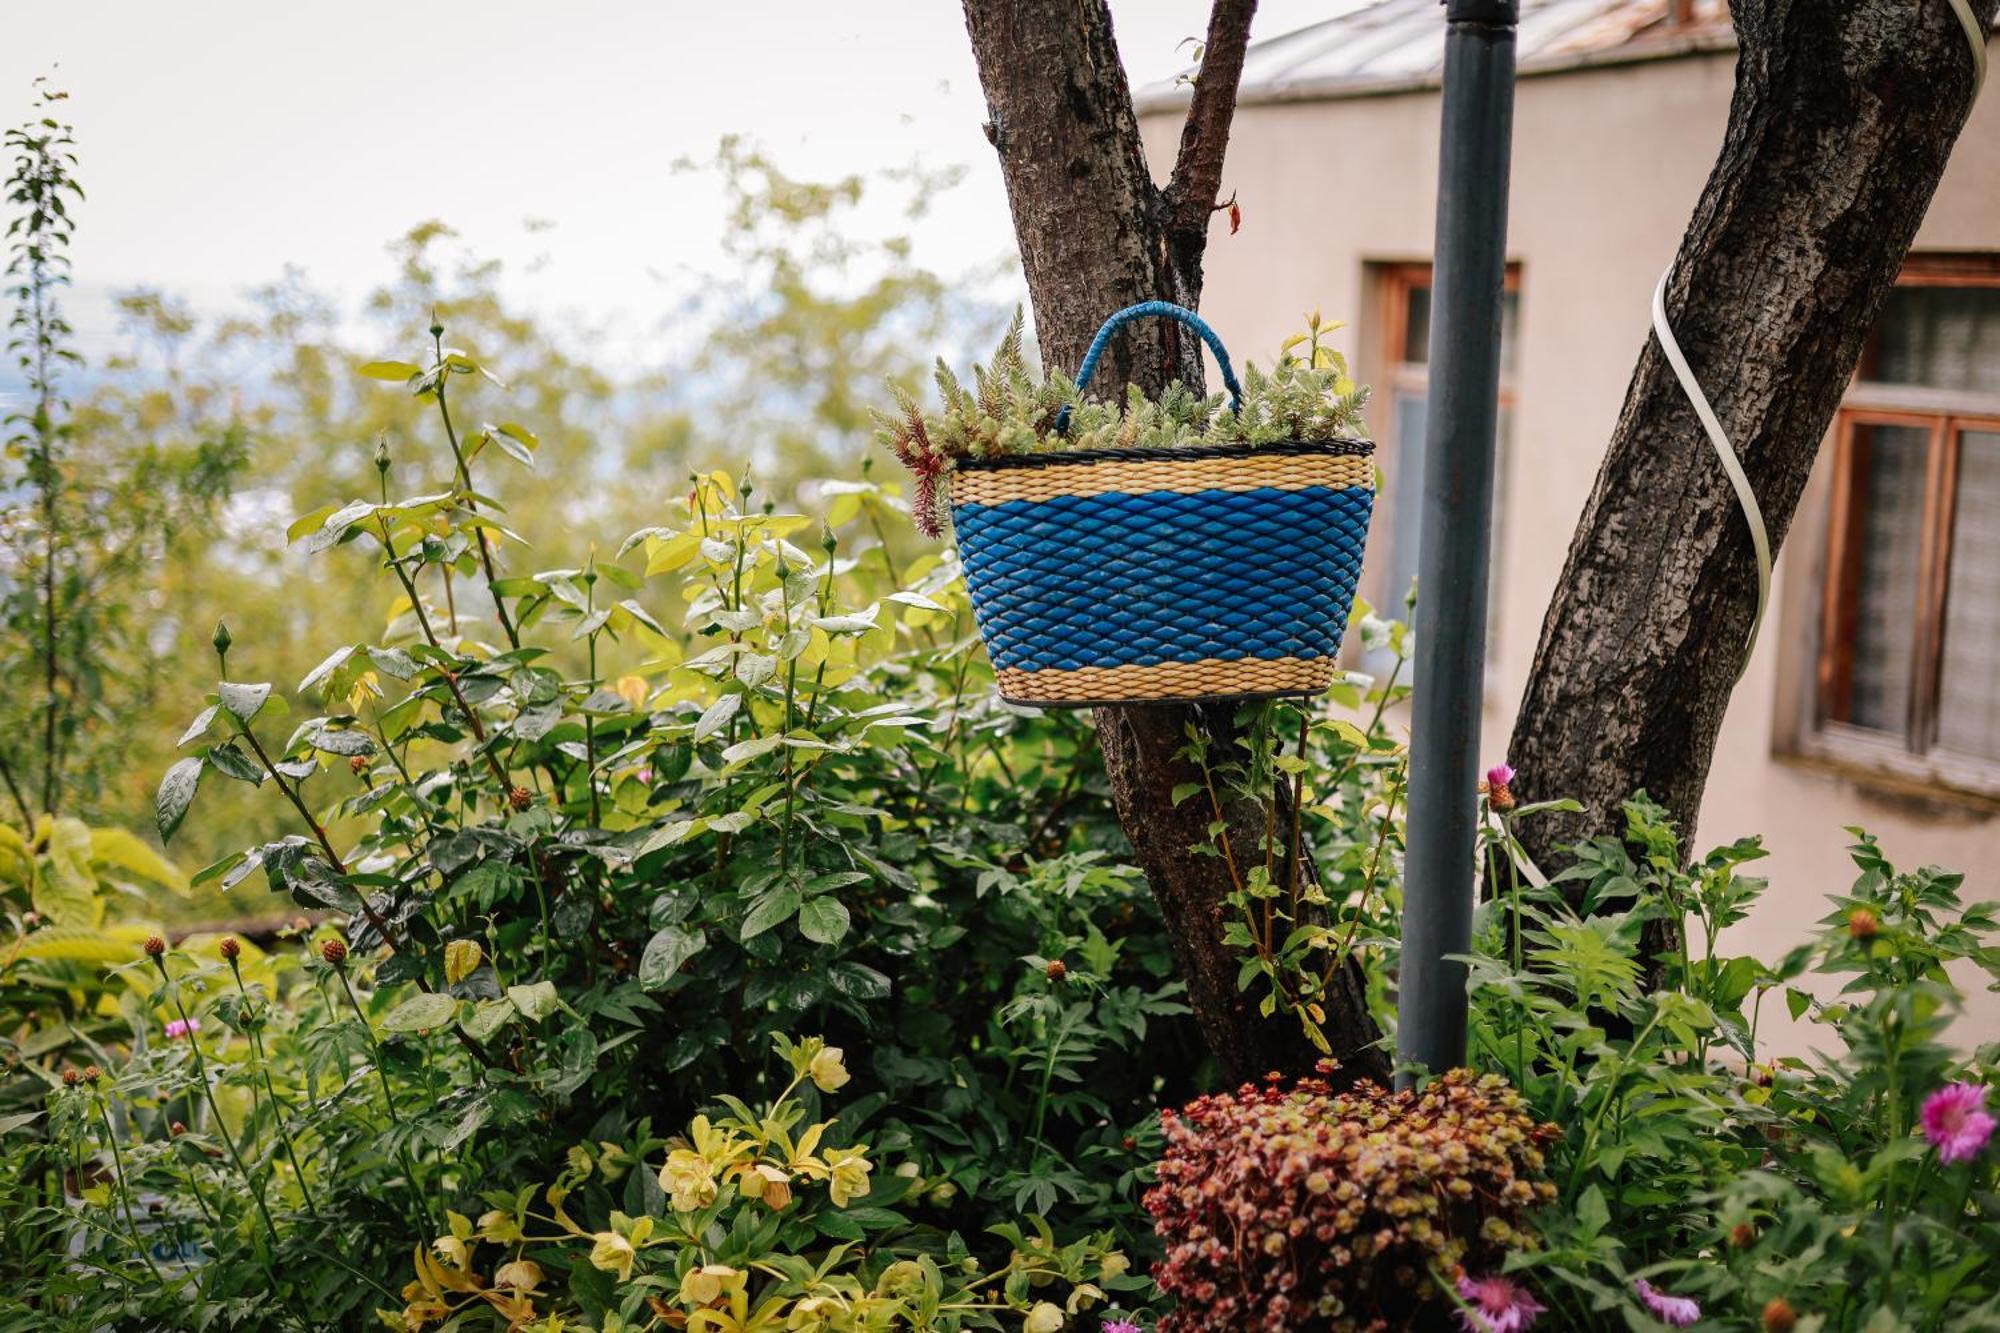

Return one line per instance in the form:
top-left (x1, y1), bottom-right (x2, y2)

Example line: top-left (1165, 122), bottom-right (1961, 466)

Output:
top-left (1922, 1081), bottom-right (1996, 1165)
top-left (1457, 1273), bottom-right (1545, 1333)
top-left (164, 1017), bottom-right (201, 1040)
top-left (1635, 1278), bottom-right (1700, 1327)
top-left (1101, 1322), bottom-right (1143, 1333)
top-left (1485, 762), bottom-right (1516, 791)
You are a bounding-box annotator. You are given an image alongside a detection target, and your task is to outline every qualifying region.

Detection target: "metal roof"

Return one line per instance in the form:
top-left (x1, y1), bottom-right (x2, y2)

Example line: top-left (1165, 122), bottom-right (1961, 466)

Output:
top-left (1136, 0), bottom-right (1733, 110)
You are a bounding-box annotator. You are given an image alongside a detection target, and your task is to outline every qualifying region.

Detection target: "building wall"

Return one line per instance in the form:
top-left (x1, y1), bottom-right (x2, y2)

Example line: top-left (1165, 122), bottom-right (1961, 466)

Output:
top-left (1140, 46), bottom-right (2000, 1048)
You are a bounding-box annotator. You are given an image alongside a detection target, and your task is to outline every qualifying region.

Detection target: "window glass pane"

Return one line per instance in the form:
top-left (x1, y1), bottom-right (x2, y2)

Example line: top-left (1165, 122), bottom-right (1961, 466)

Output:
top-left (1870, 287), bottom-right (2000, 393)
top-left (1844, 424), bottom-right (1930, 737)
top-left (1402, 285), bottom-right (1431, 364)
top-left (1397, 285), bottom-right (1519, 373)
top-left (1939, 430), bottom-right (2000, 759)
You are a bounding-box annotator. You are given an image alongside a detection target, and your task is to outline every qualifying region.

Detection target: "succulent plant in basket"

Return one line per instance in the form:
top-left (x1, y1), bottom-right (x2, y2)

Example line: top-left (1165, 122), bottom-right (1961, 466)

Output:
top-left (875, 307), bottom-right (1371, 537)
top-left (874, 301), bottom-right (1378, 708)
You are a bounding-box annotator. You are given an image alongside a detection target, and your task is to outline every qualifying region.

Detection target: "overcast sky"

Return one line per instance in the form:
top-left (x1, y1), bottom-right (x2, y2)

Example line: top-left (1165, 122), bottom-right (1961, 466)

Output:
top-left (7, 2), bottom-right (1347, 364)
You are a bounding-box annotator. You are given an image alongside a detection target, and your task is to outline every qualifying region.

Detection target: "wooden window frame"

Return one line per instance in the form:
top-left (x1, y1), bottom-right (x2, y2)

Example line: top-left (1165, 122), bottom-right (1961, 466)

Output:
top-left (1797, 253), bottom-right (2000, 799)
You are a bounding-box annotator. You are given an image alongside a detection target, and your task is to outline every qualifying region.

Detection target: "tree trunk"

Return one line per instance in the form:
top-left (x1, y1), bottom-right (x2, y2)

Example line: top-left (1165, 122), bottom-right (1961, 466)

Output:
top-left (960, 0), bottom-right (1388, 1084)
top-left (1508, 0), bottom-right (1995, 873)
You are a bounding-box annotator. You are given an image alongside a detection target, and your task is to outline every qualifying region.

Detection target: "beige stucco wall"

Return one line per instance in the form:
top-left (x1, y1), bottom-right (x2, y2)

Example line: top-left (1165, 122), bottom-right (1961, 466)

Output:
top-left (1141, 44), bottom-right (2000, 1051)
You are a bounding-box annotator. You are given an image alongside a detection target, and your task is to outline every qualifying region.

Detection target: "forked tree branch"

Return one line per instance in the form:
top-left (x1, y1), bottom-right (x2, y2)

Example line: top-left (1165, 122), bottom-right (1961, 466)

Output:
top-left (1165, 0), bottom-right (1258, 245)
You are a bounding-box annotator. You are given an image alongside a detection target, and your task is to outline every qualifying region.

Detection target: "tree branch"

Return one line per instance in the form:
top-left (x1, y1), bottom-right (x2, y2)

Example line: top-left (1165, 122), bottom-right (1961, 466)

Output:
top-left (1164, 0), bottom-right (1257, 247)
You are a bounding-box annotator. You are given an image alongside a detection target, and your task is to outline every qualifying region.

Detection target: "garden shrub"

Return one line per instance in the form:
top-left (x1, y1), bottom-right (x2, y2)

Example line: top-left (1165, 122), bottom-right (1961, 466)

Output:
top-left (1146, 1067), bottom-right (1557, 1331)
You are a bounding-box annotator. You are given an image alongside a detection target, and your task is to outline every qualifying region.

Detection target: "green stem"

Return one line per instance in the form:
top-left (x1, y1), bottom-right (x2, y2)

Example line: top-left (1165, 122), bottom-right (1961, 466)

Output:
top-left (93, 1098), bottom-right (170, 1286)
top-left (166, 987), bottom-right (283, 1250)
top-left (230, 961), bottom-right (318, 1215)
top-left (334, 967), bottom-right (438, 1237)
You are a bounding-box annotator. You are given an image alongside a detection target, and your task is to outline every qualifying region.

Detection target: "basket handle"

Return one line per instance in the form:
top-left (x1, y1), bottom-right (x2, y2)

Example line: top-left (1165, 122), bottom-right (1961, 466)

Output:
top-left (1055, 300), bottom-right (1245, 433)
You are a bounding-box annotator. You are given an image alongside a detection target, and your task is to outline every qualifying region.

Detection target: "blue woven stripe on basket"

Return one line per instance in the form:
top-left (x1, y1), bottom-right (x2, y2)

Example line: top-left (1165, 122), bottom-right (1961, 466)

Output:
top-left (952, 484), bottom-right (1373, 672)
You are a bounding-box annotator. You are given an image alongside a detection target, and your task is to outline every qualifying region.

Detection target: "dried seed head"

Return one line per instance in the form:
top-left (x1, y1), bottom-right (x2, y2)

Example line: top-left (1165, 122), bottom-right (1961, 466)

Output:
top-left (508, 786), bottom-right (532, 812)
top-left (218, 936), bottom-right (241, 963)
top-left (1848, 908), bottom-right (1879, 941)
top-left (143, 935), bottom-right (167, 958)
top-left (61, 1068), bottom-right (79, 1087)
top-left (82, 1065), bottom-right (101, 1085)
top-left (1045, 959), bottom-right (1067, 983)
top-left (320, 936), bottom-right (349, 968)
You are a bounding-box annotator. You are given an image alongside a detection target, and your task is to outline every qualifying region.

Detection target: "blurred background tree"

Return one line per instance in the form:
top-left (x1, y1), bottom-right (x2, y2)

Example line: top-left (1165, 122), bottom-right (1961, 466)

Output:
top-left (2, 83), bottom-right (1012, 916)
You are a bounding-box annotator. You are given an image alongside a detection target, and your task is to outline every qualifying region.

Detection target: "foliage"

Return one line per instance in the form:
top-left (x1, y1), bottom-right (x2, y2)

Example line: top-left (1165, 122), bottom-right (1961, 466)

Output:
top-left (0, 315), bottom-right (1191, 1330)
top-left (1464, 794), bottom-right (2000, 1331)
top-left (386, 1033), bottom-right (1133, 1330)
top-left (1, 83), bottom-right (244, 827)
top-left (873, 309), bottom-right (1371, 534)
top-left (1145, 1066), bottom-right (1559, 1331)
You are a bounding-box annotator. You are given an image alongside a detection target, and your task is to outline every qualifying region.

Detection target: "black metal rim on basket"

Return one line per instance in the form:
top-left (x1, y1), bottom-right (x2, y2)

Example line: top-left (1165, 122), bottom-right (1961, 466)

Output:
top-left (956, 437), bottom-right (1374, 473)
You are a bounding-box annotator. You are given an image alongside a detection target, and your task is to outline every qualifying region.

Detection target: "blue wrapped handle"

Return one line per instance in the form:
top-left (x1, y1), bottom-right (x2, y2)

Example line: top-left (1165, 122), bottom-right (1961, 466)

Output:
top-left (1054, 301), bottom-right (1245, 433)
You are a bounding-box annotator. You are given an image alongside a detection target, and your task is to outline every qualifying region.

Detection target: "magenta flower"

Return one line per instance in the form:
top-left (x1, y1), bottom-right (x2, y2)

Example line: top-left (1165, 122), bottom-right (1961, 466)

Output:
top-left (1101, 1322), bottom-right (1143, 1333)
top-left (1922, 1081), bottom-right (1996, 1165)
top-left (1457, 1273), bottom-right (1544, 1333)
top-left (1486, 763), bottom-right (1516, 790)
top-left (1634, 1278), bottom-right (1700, 1327)
top-left (165, 1017), bottom-right (201, 1039)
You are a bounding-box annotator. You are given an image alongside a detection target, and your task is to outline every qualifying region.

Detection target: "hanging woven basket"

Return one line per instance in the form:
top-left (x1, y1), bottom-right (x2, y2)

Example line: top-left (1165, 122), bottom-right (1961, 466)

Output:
top-left (950, 302), bottom-right (1376, 708)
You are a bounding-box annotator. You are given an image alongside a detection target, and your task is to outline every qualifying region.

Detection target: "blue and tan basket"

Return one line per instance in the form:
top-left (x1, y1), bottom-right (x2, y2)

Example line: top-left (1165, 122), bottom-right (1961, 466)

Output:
top-left (950, 302), bottom-right (1375, 707)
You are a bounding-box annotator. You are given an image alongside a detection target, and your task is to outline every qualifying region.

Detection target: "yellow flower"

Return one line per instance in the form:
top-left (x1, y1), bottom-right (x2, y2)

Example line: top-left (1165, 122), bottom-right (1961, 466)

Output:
top-left (476, 1209), bottom-right (524, 1243)
top-left (431, 1234), bottom-right (470, 1269)
top-left (680, 1263), bottom-right (744, 1306)
top-left (589, 1231), bottom-right (636, 1282)
top-left (494, 1259), bottom-right (544, 1291)
top-left (807, 1043), bottom-right (850, 1093)
top-left (738, 1161), bottom-right (793, 1211)
top-left (661, 1147), bottom-right (719, 1212)
top-left (1024, 1301), bottom-right (1065, 1333)
top-left (443, 938), bottom-right (483, 986)
top-left (614, 674), bottom-right (650, 709)
top-left (824, 1144), bottom-right (872, 1207)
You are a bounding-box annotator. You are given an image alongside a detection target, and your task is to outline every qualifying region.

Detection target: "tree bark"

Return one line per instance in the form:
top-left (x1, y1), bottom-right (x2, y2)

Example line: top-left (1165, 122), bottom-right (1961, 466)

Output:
top-left (1508, 0), bottom-right (1995, 874)
top-left (960, 0), bottom-right (1388, 1084)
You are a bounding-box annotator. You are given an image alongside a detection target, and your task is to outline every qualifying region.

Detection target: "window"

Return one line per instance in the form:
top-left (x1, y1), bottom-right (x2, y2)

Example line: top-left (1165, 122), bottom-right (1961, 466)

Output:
top-left (1807, 256), bottom-right (2000, 793)
top-left (1366, 262), bottom-right (1520, 664)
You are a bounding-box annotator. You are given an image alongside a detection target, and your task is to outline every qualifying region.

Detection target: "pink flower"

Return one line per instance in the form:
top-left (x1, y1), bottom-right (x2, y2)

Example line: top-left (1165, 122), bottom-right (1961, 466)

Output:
top-left (1634, 1278), bottom-right (1700, 1327)
top-left (1457, 1273), bottom-right (1545, 1333)
top-left (1486, 763), bottom-right (1516, 790)
top-left (164, 1017), bottom-right (201, 1040)
top-left (1922, 1082), bottom-right (1996, 1165)
top-left (1102, 1323), bottom-right (1143, 1333)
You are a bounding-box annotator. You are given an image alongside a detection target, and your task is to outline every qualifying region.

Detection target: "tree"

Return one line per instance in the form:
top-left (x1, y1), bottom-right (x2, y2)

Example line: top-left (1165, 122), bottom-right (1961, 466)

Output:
top-left (1506, 0), bottom-right (1997, 874)
top-left (960, 0), bottom-right (1997, 1078)
top-left (958, 0), bottom-right (1387, 1084)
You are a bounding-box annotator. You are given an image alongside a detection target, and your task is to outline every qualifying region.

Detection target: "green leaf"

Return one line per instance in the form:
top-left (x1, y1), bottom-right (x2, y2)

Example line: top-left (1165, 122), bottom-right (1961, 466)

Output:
top-left (693, 693), bottom-right (740, 743)
top-left (217, 680), bottom-right (272, 724)
top-left (505, 981), bottom-right (562, 1021)
top-left (639, 926), bottom-right (706, 990)
top-left (798, 896), bottom-right (850, 946)
top-left (178, 705), bottom-right (218, 747)
top-left (381, 991), bottom-right (459, 1032)
top-left (740, 886), bottom-right (803, 940)
top-left (357, 360), bottom-right (422, 381)
top-left (204, 742), bottom-right (267, 786)
top-left (156, 758), bottom-right (203, 844)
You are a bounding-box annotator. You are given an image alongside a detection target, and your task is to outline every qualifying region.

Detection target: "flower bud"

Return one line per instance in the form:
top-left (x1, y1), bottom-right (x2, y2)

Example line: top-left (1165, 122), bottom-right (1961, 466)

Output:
top-left (1046, 959), bottom-right (1067, 983)
top-left (349, 754), bottom-right (370, 775)
top-left (82, 1065), bottom-right (101, 1085)
top-left (143, 935), bottom-right (166, 959)
top-left (1762, 1297), bottom-right (1797, 1332)
top-left (170, 1120), bottom-right (187, 1138)
top-left (320, 936), bottom-right (348, 968)
top-left (218, 936), bottom-right (241, 963)
top-left (211, 620), bottom-right (232, 659)
top-left (1848, 907), bottom-right (1879, 941)
top-left (61, 1067), bottom-right (79, 1087)
top-left (1729, 1222), bottom-right (1757, 1250)
top-left (374, 432), bottom-right (391, 475)
top-left (508, 786), bottom-right (532, 811)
